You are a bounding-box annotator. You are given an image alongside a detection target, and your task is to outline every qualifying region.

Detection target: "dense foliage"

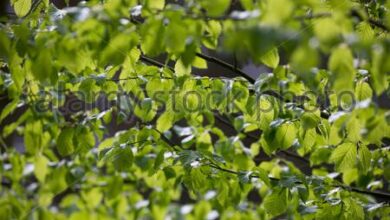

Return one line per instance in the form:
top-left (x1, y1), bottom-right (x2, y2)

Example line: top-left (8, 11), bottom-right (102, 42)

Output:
top-left (1, 0), bottom-right (390, 219)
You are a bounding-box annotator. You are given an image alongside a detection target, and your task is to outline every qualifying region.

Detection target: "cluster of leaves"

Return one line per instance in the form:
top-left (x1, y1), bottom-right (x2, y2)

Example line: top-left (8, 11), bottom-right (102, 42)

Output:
top-left (0, 0), bottom-right (390, 219)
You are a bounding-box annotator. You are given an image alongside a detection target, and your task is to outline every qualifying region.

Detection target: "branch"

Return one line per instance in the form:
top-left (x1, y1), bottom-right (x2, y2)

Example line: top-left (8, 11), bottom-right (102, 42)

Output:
top-left (350, 9), bottom-right (389, 32)
top-left (139, 55), bottom-right (174, 72)
top-left (207, 158), bottom-right (390, 200)
top-left (293, 12), bottom-right (331, 20)
top-left (195, 52), bottom-right (255, 83)
top-left (214, 114), bottom-right (310, 164)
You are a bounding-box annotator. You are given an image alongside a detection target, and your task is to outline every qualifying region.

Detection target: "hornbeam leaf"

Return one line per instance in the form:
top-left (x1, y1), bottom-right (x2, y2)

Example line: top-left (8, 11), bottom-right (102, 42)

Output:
top-left (101, 145), bottom-right (134, 171)
top-left (263, 188), bottom-right (287, 216)
top-left (358, 145), bottom-right (371, 174)
top-left (12, 0), bottom-right (31, 17)
top-left (328, 45), bottom-right (355, 93)
top-left (57, 128), bottom-right (75, 156)
top-left (330, 142), bottom-right (357, 172)
top-left (260, 48), bottom-right (279, 69)
top-left (156, 111), bottom-right (174, 132)
top-left (200, 0), bottom-right (230, 17)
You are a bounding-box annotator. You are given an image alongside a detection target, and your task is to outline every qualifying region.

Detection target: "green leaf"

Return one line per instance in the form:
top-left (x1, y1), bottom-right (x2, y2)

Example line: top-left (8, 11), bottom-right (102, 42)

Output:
top-left (0, 31), bottom-right (11, 60)
top-left (328, 45), bottom-right (355, 93)
top-left (146, 0), bottom-right (165, 10)
top-left (76, 127), bottom-right (95, 153)
top-left (57, 128), bottom-right (75, 157)
top-left (260, 48), bottom-right (279, 68)
top-left (358, 144), bottom-right (371, 174)
top-left (24, 120), bottom-right (43, 154)
top-left (100, 33), bottom-right (139, 66)
top-left (0, 99), bottom-right (19, 123)
top-left (12, 0), bottom-right (32, 17)
top-left (164, 19), bottom-right (187, 54)
top-left (154, 150), bottom-right (165, 170)
top-left (330, 142), bottom-right (357, 172)
top-left (101, 146), bottom-right (134, 171)
top-left (203, 21), bottom-right (222, 49)
top-left (34, 155), bottom-right (48, 183)
top-left (254, 167), bottom-right (270, 186)
top-left (301, 112), bottom-right (320, 130)
top-left (343, 198), bottom-right (365, 220)
top-left (156, 111), bottom-right (174, 132)
top-left (263, 0), bottom-right (293, 25)
top-left (174, 58), bottom-right (191, 76)
top-left (355, 80), bottom-right (373, 101)
top-left (263, 188), bottom-right (287, 216)
top-left (256, 95), bottom-right (275, 131)
top-left (240, 0), bottom-right (254, 10)
top-left (200, 0), bottom-right (230, 17)
top-left (178, 150), bottom-right (201, 168)
top-left (371, 46), bottom-right (389, 94)
top-left (264, 121), bottom-right (297, 151)
top-left (134, 98), bottom-right (157, 122)
top-left (30, 49), bottom-right (54, 83)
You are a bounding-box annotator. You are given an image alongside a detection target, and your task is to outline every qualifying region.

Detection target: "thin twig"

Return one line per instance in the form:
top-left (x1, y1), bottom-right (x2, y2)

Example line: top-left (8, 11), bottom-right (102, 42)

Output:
top-left (195, 52), bottom-right (255, 83)
top-left (139, 55), bottom-right (175, 72)
top-left (214, 113), bottom-right (310, 164)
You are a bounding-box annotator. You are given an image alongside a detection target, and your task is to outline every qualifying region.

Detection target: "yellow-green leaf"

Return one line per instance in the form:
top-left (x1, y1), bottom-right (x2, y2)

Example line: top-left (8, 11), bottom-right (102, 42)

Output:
top-left (12, 0), bottom-right (32, 17)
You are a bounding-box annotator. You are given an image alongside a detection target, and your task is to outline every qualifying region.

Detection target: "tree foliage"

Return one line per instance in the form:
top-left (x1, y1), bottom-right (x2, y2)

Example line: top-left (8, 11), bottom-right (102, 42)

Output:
top-left (0, 0), bottom-right (390, 219)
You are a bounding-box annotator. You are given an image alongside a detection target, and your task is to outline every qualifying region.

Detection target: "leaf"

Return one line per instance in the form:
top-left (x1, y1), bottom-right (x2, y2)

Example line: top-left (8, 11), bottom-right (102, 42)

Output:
top-left (330, 142), bottom-right (357, 172)
top-left (34, 156), bottom-right (48, 183)
top-left (301, 112), bottom-right (320, 130)
top-left (358, 144), bottom-right (371, 174)
top-left (371, 46), bottom-right (389, 94)
top-left (164, 20), bottom-right (187, 54)
top-left (0, 31), bottom-right (11, 59)
top-left (147, 0), bottom-right (165, 10)
top-left (156, 111), bottom-right (174, 132)
top-left (134, 98), bottom-right (157, 122)
top-left (254, 167), bottom-right (270, 186)
top-left (203, 21), bottom-right (222, 49)
top-left (264, 121), bottom-right (297, 152)
top-left (343, 198), bottom-right (365, 220)
top-left (30, 49), bottom-right (54, 83)
top-left (328, 45), bottom-right (355, 93)
top-left (24, 120), bottom-right (43, 154)
top-left (256, 95), bottom-right (275, 130)
top-left (12, 0), bottom-right (32, 17)
top-left (342, 168), bottom-right (358, 185)
top-left (174, 58), bottom-right (191, 76)
top-left (154, 150), bottom-right (165, 170)
top-left (101, 146), bottom-right (133, 171)
top-left (263, 0), bottom-right (293, 25)
top-left (99, 33), bottom-right (139, 66)
top-left (76, 127), bottom-right (95, 152)
top-left (238, 171), bottom-right (252, 184)
top-left (260, 48), bottom-right (279, 68)
top-left (141, 18), bottom-right (165, 56)
top-left (57, 128), bottom-right (75, 157)
top-left (263, 189), bottom-right (287, 216)
top-left (356, 22), bottom-right (375, 42)
top-left (240, 0), bottom-right (254, 10)
top-left (200, 0), bottom-right (230, 17)
top-left (178, 150), bottom-right (201, 168)
top-left (0, 99), bottom-right (19, 123)
top-left (355, 80), bottom-right (373, 101)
